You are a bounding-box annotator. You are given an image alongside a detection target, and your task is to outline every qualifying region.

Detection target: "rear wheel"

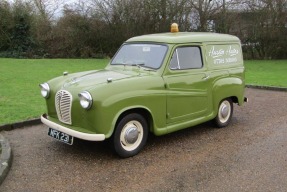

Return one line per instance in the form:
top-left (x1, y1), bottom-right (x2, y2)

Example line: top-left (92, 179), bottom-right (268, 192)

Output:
top-left (113, 113), bottom-right (148, 158)
top-left (214, 98), bottom-right (233, 128)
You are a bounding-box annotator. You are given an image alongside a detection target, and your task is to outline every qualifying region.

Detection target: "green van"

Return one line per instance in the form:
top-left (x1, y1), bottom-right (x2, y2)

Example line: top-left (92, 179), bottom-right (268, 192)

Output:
top-left (40, 24), bottom-right (247, 157)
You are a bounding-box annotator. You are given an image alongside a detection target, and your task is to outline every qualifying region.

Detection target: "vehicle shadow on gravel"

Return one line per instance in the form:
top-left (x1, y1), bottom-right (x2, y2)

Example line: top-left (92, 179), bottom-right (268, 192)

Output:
top-left (54, 138), bottom-right (117, 159)
top-left (51, 119), bottom-right (230, 160)
top-left (146, 121), bottom-right (216, 148)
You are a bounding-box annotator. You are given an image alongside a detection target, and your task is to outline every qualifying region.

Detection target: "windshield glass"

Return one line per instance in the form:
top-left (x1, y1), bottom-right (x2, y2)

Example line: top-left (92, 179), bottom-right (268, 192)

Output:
top-left (110, 44), bottom-right (168, 69)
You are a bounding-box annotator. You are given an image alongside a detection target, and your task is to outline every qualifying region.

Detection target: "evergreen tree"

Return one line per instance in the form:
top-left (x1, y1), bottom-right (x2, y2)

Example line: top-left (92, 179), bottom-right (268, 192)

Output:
top-left (9, 15), bottom-right (34, 58)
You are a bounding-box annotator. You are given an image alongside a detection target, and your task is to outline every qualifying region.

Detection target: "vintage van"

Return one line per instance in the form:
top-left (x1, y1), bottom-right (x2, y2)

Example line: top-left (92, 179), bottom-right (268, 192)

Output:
top-left (40, 24), bottom-right (247, 157)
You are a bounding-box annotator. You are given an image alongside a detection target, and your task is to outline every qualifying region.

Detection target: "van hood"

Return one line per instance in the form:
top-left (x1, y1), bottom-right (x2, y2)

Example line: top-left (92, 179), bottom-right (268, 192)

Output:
top-left (61, 69), bottom-right (138, 89)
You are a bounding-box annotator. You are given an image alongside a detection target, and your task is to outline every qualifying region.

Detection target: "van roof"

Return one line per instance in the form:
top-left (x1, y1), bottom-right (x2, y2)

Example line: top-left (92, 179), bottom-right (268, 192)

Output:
top-left (126, 32), bottom-right (240, 44)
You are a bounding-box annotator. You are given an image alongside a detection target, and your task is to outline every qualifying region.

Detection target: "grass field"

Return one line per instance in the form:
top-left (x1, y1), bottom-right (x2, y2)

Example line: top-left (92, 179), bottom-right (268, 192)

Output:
top-left (245, 60), bottom-right (287, 87)
top-left (0, 58), bottom-right (286, 125)
top-left (0, 58), bottom-right (108, 125)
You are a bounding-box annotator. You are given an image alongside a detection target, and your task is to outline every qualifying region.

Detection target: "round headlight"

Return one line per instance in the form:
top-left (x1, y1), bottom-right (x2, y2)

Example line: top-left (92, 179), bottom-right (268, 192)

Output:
top-left (78, 91), bottom-right (93, 109)
top-left (39, 83), bottom-right (50, 98)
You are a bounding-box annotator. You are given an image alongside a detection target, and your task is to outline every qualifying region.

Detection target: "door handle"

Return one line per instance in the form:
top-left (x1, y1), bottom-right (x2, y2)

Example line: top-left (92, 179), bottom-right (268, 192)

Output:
top-left (202, 75), bottom-right (210, 80)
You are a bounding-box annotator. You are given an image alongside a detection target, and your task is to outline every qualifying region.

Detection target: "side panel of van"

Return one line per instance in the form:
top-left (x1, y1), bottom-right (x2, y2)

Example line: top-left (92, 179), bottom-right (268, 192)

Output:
top-left (205, 44), bottom-right (243, 66)
top-left (205, 43), bottom-right (245, 110)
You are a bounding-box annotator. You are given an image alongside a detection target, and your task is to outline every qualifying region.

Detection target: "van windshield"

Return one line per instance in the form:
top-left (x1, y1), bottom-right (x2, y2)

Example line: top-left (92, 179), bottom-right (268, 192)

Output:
top-left (111, 43), bottom-right (167, 69)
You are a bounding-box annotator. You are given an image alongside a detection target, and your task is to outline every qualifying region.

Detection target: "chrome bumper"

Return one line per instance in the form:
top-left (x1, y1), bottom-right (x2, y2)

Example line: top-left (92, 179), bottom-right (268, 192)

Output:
top-left (41, 114), bottom-right (105, 141)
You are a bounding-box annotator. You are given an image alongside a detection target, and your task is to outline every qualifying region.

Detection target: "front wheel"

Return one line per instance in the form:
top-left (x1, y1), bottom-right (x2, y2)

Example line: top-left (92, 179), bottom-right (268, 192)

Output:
top-left (113, 113), bottom-right (148, 158)
top-left (214, 98), bottom-right (233, 128)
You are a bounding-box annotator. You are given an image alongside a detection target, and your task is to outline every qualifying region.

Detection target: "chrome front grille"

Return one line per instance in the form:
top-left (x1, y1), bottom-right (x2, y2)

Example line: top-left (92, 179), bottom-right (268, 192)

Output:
top-left (55, 90), bottom-right (72, 124)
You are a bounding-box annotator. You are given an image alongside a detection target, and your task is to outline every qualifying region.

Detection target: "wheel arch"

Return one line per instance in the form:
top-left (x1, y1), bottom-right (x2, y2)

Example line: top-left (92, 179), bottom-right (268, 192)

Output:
top-left (213, 95), bottom-right (238, 116)
top-left (230, 96), bottom-right (239, 104)
top-left (212, 77), bottom-right (244, 111)
top-left (109, 107), bottom-right (154, 138)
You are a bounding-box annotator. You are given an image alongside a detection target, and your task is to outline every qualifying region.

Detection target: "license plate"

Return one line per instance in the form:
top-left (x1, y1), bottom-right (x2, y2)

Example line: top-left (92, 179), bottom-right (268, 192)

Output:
top-left (48, 128), bottom-right (73, 145)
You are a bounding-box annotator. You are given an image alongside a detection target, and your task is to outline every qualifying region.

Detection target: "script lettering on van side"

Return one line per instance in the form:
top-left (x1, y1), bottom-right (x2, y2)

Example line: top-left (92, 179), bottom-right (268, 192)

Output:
top-left (208, 46), bottom-right (239, 64)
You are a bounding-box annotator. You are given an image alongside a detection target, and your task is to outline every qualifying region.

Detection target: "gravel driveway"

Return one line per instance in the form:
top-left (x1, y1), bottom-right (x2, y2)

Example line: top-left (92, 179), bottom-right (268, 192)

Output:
top-left (0, 88), bottom-right (286, 192)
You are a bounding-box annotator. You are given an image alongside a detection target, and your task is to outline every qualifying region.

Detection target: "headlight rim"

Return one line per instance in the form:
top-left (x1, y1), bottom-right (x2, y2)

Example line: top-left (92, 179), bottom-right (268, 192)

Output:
top-left (39, 82), bottom-right (50, 99)
top-left (78, 91), bottom-right (93, 110)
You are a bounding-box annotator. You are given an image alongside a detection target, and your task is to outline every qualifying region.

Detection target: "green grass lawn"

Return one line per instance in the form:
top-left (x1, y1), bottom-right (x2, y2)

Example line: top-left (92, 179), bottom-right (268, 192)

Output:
top-left (0, 59), bottom-right (286, 125)
top-left (0, 58), bottom-right (108, 125)
top-left (245, 60), bottom-right (287, 87)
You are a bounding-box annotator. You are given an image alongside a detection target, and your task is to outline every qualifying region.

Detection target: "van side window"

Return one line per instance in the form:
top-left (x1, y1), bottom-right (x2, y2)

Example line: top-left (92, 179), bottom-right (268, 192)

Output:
top-left (170, 47), bottom-right (203, 70)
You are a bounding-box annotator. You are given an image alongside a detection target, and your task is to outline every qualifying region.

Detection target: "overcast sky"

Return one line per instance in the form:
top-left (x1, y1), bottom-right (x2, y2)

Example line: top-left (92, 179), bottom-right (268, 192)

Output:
top-left (6, 0), bottom-right (83, 18)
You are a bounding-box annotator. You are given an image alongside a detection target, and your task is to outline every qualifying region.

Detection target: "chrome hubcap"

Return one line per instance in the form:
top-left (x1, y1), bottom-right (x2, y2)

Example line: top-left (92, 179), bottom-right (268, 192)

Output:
top-left (124, 127), bottom-right (139, 144)
top-left (120, 120), bottom-right (143, 151)
top-left (218, 101), bottom-right (231, 123)
top-left (221, 104), bottom-right (229, 118)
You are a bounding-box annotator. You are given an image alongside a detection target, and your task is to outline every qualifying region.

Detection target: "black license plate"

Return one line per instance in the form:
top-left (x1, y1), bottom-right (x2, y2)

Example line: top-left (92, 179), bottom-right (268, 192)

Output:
top-left (48, 128), bottom-right (73, 145)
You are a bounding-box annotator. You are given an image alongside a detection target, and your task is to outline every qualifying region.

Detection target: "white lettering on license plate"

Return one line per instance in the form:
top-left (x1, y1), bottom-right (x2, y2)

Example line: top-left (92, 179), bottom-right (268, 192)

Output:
top-left (48, 128), bottom-right (73, 145)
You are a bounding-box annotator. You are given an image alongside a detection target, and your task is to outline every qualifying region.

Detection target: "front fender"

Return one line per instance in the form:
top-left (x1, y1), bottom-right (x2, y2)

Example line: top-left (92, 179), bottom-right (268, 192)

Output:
top-left (101, 91), bottom-right (167, 138)
top-left (88, 76), bottom-right (167, 138)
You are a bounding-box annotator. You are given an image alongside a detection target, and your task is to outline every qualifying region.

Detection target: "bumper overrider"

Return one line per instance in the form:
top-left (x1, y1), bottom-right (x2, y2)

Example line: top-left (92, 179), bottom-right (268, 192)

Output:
top-left (41, 114), bottom-right (105, 141)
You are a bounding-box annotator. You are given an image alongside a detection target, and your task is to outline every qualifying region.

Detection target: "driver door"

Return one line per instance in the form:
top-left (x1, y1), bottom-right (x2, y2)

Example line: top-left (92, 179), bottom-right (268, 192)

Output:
top-left (163, 46), bottom-right (211, 124)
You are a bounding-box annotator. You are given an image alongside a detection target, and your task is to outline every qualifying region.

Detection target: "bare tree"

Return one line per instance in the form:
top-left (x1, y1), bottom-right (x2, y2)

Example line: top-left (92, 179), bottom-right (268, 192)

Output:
top-left (189, 0), bottom-right (219, 31)
top-left (240, 0), bottom-right (287, 59)
top-left (30, 0), bottom-right (64, 20)
top-left (1, 0), bottom-right (286, 59)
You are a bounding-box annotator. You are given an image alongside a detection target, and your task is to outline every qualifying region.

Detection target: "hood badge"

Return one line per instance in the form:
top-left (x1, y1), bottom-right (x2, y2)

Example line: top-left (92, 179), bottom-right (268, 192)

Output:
top-left (107, 78), bottom-right (113, 83)
top-left (71, 78), bottom-right (80, 84)
top-left (62, 77), bottom-right (80, 88)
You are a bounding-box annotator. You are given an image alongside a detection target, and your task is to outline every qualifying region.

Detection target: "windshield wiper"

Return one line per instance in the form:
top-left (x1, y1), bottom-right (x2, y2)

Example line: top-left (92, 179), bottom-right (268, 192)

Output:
top-left (131, 63), bottom-right (145, 69)
top-left (143, 68), bottom-right (156, 72)
top-left (132, 63), bottom-right (157, 71)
